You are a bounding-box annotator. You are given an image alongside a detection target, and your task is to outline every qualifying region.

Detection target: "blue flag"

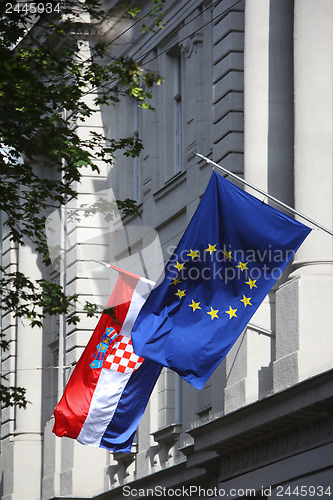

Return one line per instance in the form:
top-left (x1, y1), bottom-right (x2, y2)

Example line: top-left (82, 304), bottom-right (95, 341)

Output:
top-left (131, 172), bottom-right (311, 389)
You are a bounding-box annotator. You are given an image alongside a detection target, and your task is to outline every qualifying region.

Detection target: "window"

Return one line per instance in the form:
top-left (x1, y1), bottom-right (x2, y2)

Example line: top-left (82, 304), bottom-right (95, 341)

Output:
top-left (162, 50), bottom-right (183, 181)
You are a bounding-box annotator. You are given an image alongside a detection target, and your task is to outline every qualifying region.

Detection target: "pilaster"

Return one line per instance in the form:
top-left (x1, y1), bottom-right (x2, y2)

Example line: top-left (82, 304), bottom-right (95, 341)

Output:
top-left (274, 0), bottom-right (333, 391)
top-left (225, 0), bottom-right (291, 412)
top-left (4, 241), bottom-right (44, 500)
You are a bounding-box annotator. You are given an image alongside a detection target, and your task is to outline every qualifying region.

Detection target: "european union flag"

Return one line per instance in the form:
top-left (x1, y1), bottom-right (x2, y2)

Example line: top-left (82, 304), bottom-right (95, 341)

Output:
top-left (131, 172), bottom-right (311, 389)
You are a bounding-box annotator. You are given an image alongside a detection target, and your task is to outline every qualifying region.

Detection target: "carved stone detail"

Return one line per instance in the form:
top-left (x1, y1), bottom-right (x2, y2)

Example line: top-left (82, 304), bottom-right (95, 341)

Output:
top-left (143, 177), bottom-right (152, 195)
top-left (107, 451), bottom-right (136, 486)
top-left (153, 424), bottom-right (182, 466)
top-left (180, 33), bottom-right (203, 58)
top-left (218, 415), bottom-right (333, 480)
top-left (186, 141), bottom-right (197, 161)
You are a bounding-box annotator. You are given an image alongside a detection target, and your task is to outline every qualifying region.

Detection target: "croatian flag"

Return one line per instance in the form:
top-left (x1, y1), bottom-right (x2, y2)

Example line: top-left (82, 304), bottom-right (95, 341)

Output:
top-left (53, 267), bottom-right (162, 452)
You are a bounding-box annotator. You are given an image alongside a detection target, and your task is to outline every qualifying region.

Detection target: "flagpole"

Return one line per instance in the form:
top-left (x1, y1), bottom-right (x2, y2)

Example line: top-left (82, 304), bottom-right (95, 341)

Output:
top-left (196, 153), bottom-right (333, 238)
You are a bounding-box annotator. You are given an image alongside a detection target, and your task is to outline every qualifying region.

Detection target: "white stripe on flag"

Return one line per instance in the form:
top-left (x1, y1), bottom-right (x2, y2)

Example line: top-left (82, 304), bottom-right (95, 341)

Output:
top-left (77, 369), bottom-right (131, 446)
top-left (77, 276), bottom-right (154, 447)
top-left (119, 278), bottom-right (153, 338)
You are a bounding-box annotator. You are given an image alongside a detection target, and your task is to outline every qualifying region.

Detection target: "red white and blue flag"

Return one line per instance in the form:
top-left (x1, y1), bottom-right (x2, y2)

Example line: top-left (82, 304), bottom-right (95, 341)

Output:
top-left (53, 267), bottom-right (162, 452)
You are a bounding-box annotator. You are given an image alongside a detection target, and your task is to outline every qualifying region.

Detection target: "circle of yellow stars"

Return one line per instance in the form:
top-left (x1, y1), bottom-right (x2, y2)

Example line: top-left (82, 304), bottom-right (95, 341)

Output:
top-left (169, 243), bottom-right (258, 321)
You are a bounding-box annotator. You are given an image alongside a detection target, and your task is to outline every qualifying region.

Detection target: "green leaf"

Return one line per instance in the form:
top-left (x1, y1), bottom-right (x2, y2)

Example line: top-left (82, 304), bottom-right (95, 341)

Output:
top-left (0, 0), bottom-right (165, 409)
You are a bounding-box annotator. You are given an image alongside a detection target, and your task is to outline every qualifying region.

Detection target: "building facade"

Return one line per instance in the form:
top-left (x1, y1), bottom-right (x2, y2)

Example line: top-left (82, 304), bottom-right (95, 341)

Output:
top-left (1, 0), bottom-right (333, 499)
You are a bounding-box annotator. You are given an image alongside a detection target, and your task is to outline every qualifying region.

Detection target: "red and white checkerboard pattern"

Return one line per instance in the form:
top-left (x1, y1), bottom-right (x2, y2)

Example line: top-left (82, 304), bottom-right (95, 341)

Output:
top-left (102, 335), bottom-right (144, 373)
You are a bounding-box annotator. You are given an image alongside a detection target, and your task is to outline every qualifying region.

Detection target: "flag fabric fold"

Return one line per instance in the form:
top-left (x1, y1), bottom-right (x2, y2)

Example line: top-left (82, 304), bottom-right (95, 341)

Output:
top-left (53, 267), bottom-right (162, 453)
top-left (132, 172), bottom-right (311, 390)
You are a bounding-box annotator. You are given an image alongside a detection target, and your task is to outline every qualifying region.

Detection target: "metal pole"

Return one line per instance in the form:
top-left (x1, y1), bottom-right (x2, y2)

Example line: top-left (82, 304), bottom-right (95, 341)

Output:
top-left (58, 203), bottom-right (67, 398)
top-left (196, 153), bottom-right (333, 238)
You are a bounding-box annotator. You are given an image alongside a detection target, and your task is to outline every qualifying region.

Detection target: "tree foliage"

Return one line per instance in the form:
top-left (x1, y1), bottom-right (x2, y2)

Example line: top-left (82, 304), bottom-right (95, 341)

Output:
top-left (0, 0), bottom-right (164, 407)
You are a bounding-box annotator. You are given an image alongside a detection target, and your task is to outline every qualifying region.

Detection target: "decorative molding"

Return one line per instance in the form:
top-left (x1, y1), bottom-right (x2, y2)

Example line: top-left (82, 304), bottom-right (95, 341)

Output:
top-left (186, 142), bottom-right (197, 161)
top-left (153, 423), bottom-right (182, 445)
top-left (143, 177), bottom-right (152, 196)
top-left (153, 424), bottom-right (182, 466)
top-left (219, 413), bottom-right (333, 480)
top-left (109, 451), bottom-right (137, 486)
top-left (180, 33), bottom-right (203, 58)
top-left (113, 451), bottom-right (136, 466)
top-left (185, 370), bottom-right (333, 481)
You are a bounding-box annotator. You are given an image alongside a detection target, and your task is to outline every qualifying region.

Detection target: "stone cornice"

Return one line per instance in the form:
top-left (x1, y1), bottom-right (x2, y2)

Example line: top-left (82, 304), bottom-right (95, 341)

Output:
top-left (185, 369), bottom-right (333, 475)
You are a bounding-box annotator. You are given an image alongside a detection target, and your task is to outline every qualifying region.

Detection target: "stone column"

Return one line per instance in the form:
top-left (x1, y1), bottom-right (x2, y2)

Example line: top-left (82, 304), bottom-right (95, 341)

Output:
top-left (8, 243), bottom-right (43, 500)
top-left (225, 0), bottom-right (269, 412)
top-left (226, 0), bottom-right (295, 411)
top-left (274, 0), bottom-right (333, 391)
top-left (244, 0), bottom-right (270, 190)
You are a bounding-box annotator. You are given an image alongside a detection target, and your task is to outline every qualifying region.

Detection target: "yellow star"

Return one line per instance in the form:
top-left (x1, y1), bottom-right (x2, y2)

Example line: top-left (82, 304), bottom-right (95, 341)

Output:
top-left (240, 295), bottom-right (252, 307)
top-left (175, 289), bottom-right (186, 299)
top-left (245, 278), bottom-right (257, 289)
top-left (223, 249), bottom-right (233, 260)
top-left (170, 277), bottom-right (181, 286)
top-left (174, 261), bottom-right (185, 272)
top-left (189, 300), bottom-right (201, 312)
top-left (236, 261), bottom-right (249, 271)
top-left (187, 249), bottom-right (199, 260)
top-left (207, 307), bottom-right (219, 320)
top-left (205, 243), bottom-right (217, 255)
top-left (225, 306), bottom-right (237, 319)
